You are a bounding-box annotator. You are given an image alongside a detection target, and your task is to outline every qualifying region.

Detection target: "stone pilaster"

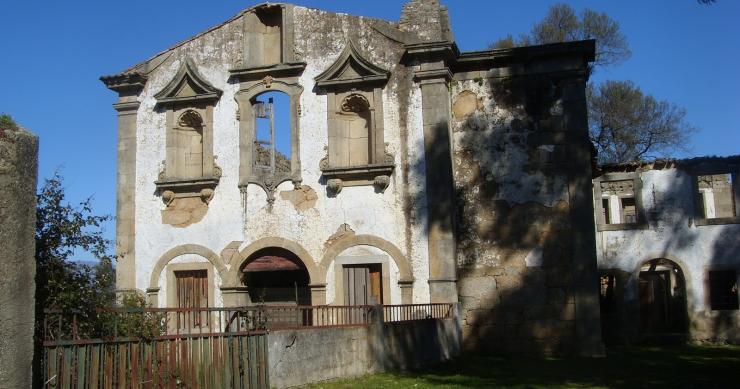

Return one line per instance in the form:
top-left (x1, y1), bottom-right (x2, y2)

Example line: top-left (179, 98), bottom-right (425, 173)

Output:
top-left (101, 72), bottom-right (146, 297)
top-left (562, 75), bottom-right (606, 357)
top-left (407, 42), bottom-right (459, 303)
top-left (398, 280), bottom-right (414, 304)
top-left (309, 283), bottom-right (327, 305)
top-left (221, 286), bottom-right (250, 307)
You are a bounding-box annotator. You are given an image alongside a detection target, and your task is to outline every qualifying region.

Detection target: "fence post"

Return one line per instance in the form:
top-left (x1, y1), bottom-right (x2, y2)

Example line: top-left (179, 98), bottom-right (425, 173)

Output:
top-left (367, 305), bottom-right (387, 371)
top-left (451, 302), bottom-right (462, 358)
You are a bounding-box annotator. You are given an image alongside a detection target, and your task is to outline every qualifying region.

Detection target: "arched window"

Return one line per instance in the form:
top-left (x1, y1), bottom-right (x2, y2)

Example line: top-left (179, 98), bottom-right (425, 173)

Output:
top-left (314, 40), bottom-right (394, 195)
top-left (253, 91), bottom-right (291, 174)
top-left (154, 58), bottom-right (221, 227)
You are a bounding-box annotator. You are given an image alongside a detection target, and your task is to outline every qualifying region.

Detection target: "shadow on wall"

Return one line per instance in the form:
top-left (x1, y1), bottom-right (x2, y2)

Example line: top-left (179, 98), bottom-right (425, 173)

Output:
top-left (406, 72), bottom-right (601, 355)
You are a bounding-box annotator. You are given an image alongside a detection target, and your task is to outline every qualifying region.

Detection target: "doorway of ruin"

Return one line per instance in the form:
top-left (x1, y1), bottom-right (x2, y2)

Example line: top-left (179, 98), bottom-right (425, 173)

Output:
top-left (638, 258), bottom-right (689, 335)
top-left (240, 247), bottom-right (311, 306)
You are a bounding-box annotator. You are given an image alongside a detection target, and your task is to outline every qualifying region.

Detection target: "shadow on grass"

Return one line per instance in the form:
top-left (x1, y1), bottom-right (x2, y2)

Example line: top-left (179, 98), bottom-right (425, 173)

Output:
top-left (306, 345), bottom-right (740, 389)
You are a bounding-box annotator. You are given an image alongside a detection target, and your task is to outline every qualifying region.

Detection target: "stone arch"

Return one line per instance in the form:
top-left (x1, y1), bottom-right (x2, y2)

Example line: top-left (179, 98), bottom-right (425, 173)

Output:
top-left (321, 235), bottom-right (414, 304)
top-left (632, 254), bottom-right (691, 335)
top-left (322, 234), bottom-right (413, 280)
top-left (321, 235), bottom-right (413, 282)
top-left (225, 237), bottom-right (321, 287)
top-left (148, 244), bottom-right (227, 291)
top-left (630, 252), bottom-right (695, 305)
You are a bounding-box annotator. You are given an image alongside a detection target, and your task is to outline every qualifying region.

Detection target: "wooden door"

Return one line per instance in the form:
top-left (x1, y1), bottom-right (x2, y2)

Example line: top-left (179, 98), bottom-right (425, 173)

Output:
top-left (639, 271), bottom-right (669, 333)
top-left (343, 264), bottom-right (383, 305)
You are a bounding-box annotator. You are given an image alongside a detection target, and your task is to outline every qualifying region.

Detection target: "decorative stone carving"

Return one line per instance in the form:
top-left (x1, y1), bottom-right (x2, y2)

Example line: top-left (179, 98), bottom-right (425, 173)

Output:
top-left (341, 93), bottom-right (370, 112)
top-left (154, 58), bottom-right (222, 227)
top-left (327, 178), bottom-right (343, 195)
top-left (315, 40), bottom-right (394, 195)
top-left (374, 175), bottom-right (390, 191)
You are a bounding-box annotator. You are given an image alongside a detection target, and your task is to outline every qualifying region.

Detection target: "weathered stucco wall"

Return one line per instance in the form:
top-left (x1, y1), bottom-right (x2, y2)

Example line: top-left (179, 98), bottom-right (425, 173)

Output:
top-left (104, 0), bottom-right (600, 356)
top-left (0, 125), bottom-right (38, 388)
top-left (596, 165), bottom-right (740, 342)
top-left (128, 5), bottom-right (429, 306)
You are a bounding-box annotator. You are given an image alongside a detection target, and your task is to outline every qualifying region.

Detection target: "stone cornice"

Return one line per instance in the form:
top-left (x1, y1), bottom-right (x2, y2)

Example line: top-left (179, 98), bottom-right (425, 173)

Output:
top-left (403, 40), bottom-right (459, 63)
top-left (112, 101), bottom-right (141, 113)
top-left (229, 62), bottom-right (306, 82)
top-left (100, 72), bottom-right (148, 94)
top-left (453, 40), bottom-right (596, 74)
top-left (413, 68), bottom-right (453, 83)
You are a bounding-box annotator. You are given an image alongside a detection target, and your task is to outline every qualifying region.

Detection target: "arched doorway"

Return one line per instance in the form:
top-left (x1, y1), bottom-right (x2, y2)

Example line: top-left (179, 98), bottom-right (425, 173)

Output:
top-left (240, 247), bottom-right (311, 306)
top-left (638, 258), bottom-right (688, 334)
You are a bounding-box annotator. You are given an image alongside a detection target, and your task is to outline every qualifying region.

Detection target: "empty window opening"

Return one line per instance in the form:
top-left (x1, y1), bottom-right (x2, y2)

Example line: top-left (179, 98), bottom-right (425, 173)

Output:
top-left (600, 180), bottom-right (637, 224)
top-left (620, 197), bottom-right (637, 224)
top-left (253, 91), bottom-right (291, 174)
top-left (638, 259), bottom-right (688, 334)
top-left (175, 270), bottom-right (208, 327)
top-left (698, 174), bottom-right (736, 219)
top-left (709, 270), bottom-right (739, 310)
top-left (242, 247), bottom-right (310, 306)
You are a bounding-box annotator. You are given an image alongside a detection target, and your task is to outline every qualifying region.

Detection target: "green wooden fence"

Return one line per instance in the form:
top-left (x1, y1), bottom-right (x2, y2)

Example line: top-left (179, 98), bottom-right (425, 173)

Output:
top-left (43, 332), bottom-right (269, 388)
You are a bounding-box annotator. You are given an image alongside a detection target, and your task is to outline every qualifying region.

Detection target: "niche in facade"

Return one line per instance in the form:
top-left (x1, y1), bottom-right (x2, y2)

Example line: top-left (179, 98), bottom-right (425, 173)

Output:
top-left (315, 40), bottom-right (394, 195)
top-left (154, 59), bottom-right (222, 227)
top-left (231, 4), bottom-right (305, 82)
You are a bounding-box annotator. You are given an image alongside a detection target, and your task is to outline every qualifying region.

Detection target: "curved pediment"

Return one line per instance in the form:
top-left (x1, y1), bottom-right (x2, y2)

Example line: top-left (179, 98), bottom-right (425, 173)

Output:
top-left (155, 59), bottom-right (222, 107)
top-left (315, 40), bottom-right (390, 90)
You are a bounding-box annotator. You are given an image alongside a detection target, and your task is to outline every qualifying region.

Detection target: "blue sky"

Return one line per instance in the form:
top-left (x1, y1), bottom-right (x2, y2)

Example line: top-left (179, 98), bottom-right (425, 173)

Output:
top-left (1, 1), bottom-right (738, 256)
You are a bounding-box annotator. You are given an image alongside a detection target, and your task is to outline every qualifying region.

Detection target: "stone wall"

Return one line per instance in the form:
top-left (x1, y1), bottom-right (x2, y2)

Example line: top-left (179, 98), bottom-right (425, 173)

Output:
top-left (0, 125), bottom-right (38, 388)
top-left (450, 51), bottom-right (603, 356)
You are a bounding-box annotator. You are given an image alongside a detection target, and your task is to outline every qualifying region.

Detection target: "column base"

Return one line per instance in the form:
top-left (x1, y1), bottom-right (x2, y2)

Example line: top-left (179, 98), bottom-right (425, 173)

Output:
top-left (220, 286), bottom-right (250, 307)
top-left (428, 279), bottom-right (458, 303)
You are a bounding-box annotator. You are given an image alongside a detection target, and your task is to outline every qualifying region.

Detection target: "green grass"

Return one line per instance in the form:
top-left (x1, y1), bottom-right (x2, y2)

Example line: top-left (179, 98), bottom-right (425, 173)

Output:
top-left (304, 345), bottom-right (740, 389)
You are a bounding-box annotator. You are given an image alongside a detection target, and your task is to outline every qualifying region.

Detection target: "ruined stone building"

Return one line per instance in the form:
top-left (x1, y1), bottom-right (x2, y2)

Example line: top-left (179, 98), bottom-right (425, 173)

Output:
top-left (101, 0), bottom-right (603, 355)
top-left (594, 156), bottom-right (740, 343)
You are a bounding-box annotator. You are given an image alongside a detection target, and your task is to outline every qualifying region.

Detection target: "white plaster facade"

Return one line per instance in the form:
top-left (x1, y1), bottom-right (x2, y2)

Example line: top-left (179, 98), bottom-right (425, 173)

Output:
top-left (594, 158), bottom-right (740, 342)
top-left (117, 5), bottom-right (431, 308)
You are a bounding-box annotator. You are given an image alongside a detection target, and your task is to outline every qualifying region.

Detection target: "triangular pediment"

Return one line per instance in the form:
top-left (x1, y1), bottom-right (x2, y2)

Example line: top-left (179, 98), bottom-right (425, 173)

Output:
top-left (315, 40), bottom-right (390, 90)
top-left (155, 59), bottom-right (222, 106)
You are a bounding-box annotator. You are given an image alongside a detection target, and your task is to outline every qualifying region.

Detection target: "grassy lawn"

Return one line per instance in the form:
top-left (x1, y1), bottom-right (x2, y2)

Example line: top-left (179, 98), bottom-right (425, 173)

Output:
top-left (304, 345), bottom-right (740, 389)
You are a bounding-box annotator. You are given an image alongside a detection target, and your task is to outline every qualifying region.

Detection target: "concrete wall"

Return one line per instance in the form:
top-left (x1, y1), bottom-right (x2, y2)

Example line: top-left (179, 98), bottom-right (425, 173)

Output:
top-left (0, 125), bottom-right (38, 388)
top-left (595, 161), bottom-right (740, 343)
top-left (267, 305), bottom-right (461, 388)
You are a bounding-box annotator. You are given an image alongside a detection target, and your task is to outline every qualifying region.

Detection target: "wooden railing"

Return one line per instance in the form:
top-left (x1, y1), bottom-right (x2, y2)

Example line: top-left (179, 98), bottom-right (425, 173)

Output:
top-left (382, 303), bottom-right (453, 323)
top-left (43, 305), bottom-right (377, 345)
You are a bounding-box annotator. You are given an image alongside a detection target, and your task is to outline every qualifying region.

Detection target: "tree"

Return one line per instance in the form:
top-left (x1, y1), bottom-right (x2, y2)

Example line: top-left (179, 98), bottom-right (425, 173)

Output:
top-left (490, 5), bottom-right (695, 163)
top-left (35, 171), bottom-right (115, 318)
top-left (588, 80), bottom-right (696, 164)
top-left (490, 4), bottom-right (631, 68)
